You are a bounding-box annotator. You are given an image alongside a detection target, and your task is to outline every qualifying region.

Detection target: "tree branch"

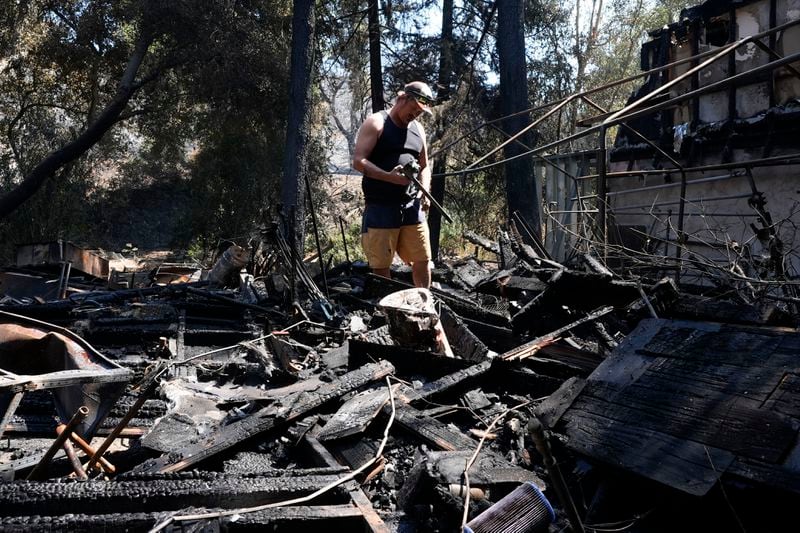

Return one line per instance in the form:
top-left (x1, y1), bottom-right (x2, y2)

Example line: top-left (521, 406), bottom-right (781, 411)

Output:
top-left (0, 30), bottom-right (154, 220)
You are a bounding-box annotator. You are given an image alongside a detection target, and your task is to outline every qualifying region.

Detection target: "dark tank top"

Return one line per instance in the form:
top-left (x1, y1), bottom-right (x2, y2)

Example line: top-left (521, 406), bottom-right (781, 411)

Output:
top-left (362, 111), bottom-right (424, 205)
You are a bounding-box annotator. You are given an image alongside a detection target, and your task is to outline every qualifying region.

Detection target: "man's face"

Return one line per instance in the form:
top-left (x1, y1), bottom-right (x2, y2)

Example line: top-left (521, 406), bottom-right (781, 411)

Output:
top-left (401, 95), bottom-right (426, 124)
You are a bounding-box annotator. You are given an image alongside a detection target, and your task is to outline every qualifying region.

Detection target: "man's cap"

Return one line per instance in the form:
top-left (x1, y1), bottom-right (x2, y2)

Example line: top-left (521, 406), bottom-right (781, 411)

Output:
top-left (403, 82), bottom-right (434, 115)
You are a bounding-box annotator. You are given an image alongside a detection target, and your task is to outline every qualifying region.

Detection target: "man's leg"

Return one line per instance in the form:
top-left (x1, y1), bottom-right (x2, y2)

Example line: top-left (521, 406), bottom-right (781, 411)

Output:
top-left (372, 267), bottom-right (391, 279)
top-left (362, 225), bottom-right (399, 279)
top-left (411, 260), bottom-right (431, 288)
top-left (397, 223), bottom-right (432, 288)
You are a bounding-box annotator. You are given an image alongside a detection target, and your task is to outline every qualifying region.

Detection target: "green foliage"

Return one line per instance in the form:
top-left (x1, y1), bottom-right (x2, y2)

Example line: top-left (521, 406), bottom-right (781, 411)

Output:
top-left (318, 218), bottom-right (365, 266)
top-left (0, 0), bottom-right (321, 262)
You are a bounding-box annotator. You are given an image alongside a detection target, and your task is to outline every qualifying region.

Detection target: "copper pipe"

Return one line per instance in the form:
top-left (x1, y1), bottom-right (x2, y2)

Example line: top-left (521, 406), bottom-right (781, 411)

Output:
top-left (27, 406), bottom-right (88, 480)
top-left (86, 378), bottom-right (159, 473)
top-left (62, 439), bottom-right (88, 481)
top-left (56, 424), bottom-right (116, 474)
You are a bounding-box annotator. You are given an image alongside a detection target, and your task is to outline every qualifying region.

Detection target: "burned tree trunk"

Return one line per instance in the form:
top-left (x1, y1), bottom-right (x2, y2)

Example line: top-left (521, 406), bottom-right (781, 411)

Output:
top-left (281, 0), bottom-right (316, 255)
top-left (367, 0), bottom-right (385, 112)
top-left (496, 0), bottom-right (540, 232)
top-left (429, 0), bottom-right (454, 260)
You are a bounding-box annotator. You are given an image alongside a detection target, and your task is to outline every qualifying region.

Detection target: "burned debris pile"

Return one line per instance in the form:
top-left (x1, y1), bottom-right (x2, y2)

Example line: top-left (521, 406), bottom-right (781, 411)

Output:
top-left (0, 233), bottom-right (798, 532)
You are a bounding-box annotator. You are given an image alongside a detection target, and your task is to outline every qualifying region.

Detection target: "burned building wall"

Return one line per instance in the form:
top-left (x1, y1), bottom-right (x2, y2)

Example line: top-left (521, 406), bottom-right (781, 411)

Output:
top-left (607, 0), bottom-right (800, 283)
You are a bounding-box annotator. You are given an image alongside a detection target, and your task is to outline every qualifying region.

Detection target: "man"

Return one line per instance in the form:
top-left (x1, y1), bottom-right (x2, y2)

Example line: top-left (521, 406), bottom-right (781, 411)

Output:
top-left (352, 81), bottom-right (435, 288)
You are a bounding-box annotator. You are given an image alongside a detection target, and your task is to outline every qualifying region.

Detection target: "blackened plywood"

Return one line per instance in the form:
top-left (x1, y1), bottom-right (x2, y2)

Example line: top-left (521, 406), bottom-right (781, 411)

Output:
top-left (318, 385), bottom-right (397, 441)
top-left (546, 318), bottom-right (800, 495)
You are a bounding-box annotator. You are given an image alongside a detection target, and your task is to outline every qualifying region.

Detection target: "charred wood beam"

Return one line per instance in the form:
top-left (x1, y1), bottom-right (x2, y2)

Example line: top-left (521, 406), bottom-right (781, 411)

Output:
top-left (0, 505), bottom-right (371, 530)
top-left (390, 404), bottom-right (476, 451)
top-left (398, 360), bottom-right (493, 404)
top-left (301, 427), bottom-right (391, 533)
top-left (504, 306), bottom-right (614, 361)
top-left (349, 336), bottom-right (473, 375)
top-left (137, 360), bottom-right (394, 473)
top-left (185, 287), bottom-right (286, 320)
top-left (0, 472), bottom-right (351, 517)
top-left (463, 231), bottom-right (500, 255)
top-left (510, 269), bottom-right (638, 333)
top-left (582, 253), bottom-right (614, 277)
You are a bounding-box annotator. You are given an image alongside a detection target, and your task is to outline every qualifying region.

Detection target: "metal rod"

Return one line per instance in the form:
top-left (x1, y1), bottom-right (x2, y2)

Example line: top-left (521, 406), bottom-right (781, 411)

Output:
top-left (304, 173), bottom-right (329, 299)
top-left (578, 171), bottom-right (746, 199)
top-left (608, 48), bottom-right (800, 128)
top-left (467, 95), bottom-right (574, 170)
top-left (752, 39), bottom-right (800, 81)
top-left (86, 378), bottom-right (159, 473)
top-left (611, 192), bottom-right (754, 211)
top-left (437, 43), bottom-right (800, 181)
top-left (402, 163), bottom-right (453, 223)
top-left (528, 417), bottom-right (585, 533)
top-left (56, 424), bottom-right (116, 474)
top-left (614, 211), bottom-right (760, 217)
top-left (62, 439), bottom-right (88, 481)
top-left (581, 94), bottom-right (686, 172)
top-left (598, 125), bottom-right (608, 256)
top-left (338, 216), bottom-right (351, 266)
top-left (582, 153), bottom-right (800, 180)
top-left (56, 261), bottom-right (67, 301)
top-left (59, 262), bottom-right (72, 299)
top-left (513, 210), bottom-right (552, 260)
top-left (429, 18), bottom-right (800, 163)
top-left (27, 406), bottom-right (88, 480)
top-left (676, 168), bottom-right (689, 269)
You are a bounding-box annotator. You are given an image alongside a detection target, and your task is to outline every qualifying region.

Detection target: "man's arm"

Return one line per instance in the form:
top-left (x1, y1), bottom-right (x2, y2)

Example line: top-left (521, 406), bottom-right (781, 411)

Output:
top-left (416, 123), bottom-right (432, 210)
top-left (352, 114), bottom-right (409, 185)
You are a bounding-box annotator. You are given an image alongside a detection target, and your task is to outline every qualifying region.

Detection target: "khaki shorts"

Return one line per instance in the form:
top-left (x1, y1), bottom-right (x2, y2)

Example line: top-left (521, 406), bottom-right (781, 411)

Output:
top-left (361, 223), bottom-right (432, 269)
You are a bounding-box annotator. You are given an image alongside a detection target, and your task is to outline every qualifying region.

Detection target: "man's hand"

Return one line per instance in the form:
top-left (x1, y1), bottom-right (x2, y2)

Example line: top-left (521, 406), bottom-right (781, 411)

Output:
top-left (420, 194), bottom-right (431, 213)
top-left (388, 165), bottom-right (410, 185)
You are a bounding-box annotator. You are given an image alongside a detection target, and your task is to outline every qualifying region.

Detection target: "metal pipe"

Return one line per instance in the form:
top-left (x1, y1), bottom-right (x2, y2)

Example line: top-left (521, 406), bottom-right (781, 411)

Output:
top-left (59, 262), bottom-right (72, 299)
top-left (528, 417), bottom-right (584, 533)
top-left (27, 406), bottom-right (88, 480)
top-left (86, 378), bottom-right (159, 473)
top-left (614, 211), bottom-right (760, 218)
top-left (598, 125), bottom-right (608, 255)
top-left (467, 95), bottom-right (575, 170)
top-left (304, 173), bottom-right (329, 299)
top-left (429, 18), bottom-right (800, 163)
top-left (56, 424), bottom-right (116, 474)
top-left (609, 48), bottom-right (800, 128)
top-left (581, 94), bottom-right (685, 173)
top-left (338, 216), bottom-right (351, 266)
top-left (62, 439), bottom-right (88, 480)
top-left (603, 33), bottom-right (745, 127)
top-left (583, 153), bottom-right (800, 180)
top-left (56, 261), bottom-right (67, 301)
top-left (611, 192), bottom-right (754, 211)
top-left (579, 171), bottom-right (746, 199)
top-left (438, 46), bottom-right (800, 181)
